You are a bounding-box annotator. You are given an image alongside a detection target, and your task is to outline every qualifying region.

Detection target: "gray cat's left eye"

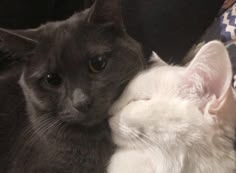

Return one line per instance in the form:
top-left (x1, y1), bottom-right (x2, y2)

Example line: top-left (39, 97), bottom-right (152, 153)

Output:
top-left (89, 55), bottom-right (108, 73)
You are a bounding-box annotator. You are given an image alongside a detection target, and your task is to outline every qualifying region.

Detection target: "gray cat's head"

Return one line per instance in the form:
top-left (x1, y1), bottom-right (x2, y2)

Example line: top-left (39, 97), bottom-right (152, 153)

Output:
top-left (0, 0), bottom-right (145, 128)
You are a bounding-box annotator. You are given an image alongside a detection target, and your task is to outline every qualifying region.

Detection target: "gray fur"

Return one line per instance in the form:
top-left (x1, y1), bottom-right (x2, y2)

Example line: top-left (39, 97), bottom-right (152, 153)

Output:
top-left (0, 0), bottom-right (146, 172)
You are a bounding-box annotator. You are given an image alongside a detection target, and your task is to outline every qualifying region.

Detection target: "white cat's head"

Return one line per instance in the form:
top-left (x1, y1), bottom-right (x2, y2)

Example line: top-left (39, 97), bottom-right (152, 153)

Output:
top-left (109, 41), bottom-right (235, 148)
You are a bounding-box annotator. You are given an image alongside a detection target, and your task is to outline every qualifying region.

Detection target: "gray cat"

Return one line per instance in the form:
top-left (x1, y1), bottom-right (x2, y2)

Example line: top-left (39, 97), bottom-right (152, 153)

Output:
top-left (0, 0), bottom-right (146, 172)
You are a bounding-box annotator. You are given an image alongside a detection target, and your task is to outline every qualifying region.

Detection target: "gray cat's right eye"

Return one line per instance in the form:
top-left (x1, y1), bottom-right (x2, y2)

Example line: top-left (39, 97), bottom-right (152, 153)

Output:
top-left (45, 73), bottom-right (63, 87)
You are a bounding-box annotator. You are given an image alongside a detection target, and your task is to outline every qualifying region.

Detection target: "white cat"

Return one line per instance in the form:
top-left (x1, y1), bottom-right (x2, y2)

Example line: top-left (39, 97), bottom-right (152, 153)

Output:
top-left (108, 41), bottom-right (236, 173)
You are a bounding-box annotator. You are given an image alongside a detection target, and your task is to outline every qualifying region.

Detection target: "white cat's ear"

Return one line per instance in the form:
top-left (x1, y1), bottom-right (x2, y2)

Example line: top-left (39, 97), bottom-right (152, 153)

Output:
top-left (149, 51), bottom-right (167, 66)
top-left (183, 41), bottom-right (232, 112)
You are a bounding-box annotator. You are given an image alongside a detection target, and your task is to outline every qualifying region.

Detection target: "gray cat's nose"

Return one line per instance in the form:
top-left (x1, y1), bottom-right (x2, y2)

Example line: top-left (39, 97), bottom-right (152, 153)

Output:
top-left (72, 89), bottom-right (91, 112)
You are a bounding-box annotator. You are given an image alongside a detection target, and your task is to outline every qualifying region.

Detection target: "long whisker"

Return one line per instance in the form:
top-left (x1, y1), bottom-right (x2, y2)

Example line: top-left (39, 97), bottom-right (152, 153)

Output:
top-left (53, 120), bottom-right (66, 138)
top-left (116, 122), bottom-right (161, 156)
top-left (20, 113), bottom-right (53, 143)
top-left (120, 123), bottom-right (174, 159)
top-left (13, 112), bottom-right (61, 156)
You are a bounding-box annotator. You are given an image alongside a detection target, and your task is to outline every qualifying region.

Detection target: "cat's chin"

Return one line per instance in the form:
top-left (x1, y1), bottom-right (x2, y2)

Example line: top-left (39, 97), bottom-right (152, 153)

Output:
top-left (58, 116), bottom-right (111, 137)
top-left (76, 121), bottom-right (112, 140)
top-left (59, 112), bottom-right (86, 124)
top-left (59, 111), bottom-right (109, 129)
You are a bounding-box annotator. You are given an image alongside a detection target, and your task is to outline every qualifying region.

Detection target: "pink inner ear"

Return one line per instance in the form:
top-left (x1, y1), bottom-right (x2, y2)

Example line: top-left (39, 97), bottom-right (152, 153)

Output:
top-left (182, 41), bottom-right (232, 112)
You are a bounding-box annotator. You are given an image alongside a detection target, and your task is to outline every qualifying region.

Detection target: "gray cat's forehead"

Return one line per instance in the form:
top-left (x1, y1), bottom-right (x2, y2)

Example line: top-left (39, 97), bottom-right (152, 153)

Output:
top-left (39, 10), bottom-right (89, 33)
top-left (30, 26), bottom-right (114, 69)
top-left (36, 23), bottom-right (115, 56)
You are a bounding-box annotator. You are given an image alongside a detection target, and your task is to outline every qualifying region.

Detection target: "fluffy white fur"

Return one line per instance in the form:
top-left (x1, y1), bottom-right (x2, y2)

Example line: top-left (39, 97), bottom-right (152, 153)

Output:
top-left (107, 41), bottom-right (236, 173)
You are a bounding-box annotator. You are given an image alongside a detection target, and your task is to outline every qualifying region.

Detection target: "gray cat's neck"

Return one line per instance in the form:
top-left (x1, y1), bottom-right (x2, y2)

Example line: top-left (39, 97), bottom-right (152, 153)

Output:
top-left (12, 96), bottom-right (114, 173)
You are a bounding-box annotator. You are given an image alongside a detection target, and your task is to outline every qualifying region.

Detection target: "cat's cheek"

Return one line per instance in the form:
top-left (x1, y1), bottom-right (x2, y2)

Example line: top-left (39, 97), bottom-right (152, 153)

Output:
top-left (109, 116), bottom-right (129, 146)
top-left (21, 79), bottom-right (63, 111)
top-left (119, 100), bottom-right (151, 125)
top-left (109, 116), bottom-right (121, 136)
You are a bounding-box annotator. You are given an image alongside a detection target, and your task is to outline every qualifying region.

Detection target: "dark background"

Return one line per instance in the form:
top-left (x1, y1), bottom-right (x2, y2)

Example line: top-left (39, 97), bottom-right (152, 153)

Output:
top-left (0, 0), bottom-right (225, 63)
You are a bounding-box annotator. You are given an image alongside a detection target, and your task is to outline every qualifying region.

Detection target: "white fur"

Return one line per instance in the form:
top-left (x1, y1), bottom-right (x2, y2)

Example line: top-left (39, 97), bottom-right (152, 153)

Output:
top-left (107, 41), bottom-right (236, 173)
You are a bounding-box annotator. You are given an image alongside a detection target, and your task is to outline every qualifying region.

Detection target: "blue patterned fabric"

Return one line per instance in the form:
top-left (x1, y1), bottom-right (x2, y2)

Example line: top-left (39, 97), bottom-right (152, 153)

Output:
top-left (221, 3), bottom-right (236, 43)
top-left (201, 1), bottom-right (236, 74)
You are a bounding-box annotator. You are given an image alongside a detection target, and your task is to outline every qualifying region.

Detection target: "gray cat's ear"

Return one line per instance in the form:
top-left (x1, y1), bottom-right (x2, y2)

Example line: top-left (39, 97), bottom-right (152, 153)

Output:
top-left (0, 28), bottom-right (38, 56)
top-left (0, 28), bottom-right (38, 73)
top-left (88, 0), bottom-right (124, 29)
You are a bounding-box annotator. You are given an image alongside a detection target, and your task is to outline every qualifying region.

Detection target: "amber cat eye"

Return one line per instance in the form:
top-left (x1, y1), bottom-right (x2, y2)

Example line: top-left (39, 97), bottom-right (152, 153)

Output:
top-left (89, 55), bottom-right (108, 73)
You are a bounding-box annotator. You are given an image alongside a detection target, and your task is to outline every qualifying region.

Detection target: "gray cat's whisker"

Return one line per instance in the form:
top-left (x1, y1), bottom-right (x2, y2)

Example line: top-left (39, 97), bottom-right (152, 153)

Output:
top-left (24, 114), bottom-right (56, 143)
top-left (14, 113), bottom-right (57, 156)
top-left (0, 0), bottom-right (145, 171)
top-left (22, 113), bottom-right (54, 138)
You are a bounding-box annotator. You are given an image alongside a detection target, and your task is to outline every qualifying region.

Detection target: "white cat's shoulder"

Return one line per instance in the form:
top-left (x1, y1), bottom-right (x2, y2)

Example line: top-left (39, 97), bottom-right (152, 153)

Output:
top-left (107, 149), bottom-right (154, 173)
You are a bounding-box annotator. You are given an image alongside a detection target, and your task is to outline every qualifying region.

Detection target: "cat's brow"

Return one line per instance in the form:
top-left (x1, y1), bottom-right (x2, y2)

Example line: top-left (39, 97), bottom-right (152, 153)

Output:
top-left (28, 66), bottom-right (47, 79)
top-left (87, 44), bottom-right (112, 57)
